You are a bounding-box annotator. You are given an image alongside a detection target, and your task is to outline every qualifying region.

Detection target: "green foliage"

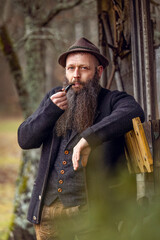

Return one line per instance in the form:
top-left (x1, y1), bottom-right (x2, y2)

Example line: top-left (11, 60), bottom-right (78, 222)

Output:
top-left (60, 169), bottom-right (160, 240)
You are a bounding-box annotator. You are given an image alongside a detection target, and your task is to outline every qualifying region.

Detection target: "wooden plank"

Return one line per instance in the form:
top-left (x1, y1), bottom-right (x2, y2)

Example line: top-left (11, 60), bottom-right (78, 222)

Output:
top-left (124, 117), bottom-right (153, 173)
top-left (125, 130), bottom-right (145, 173)
top-left (132, 117), bottom-right (153, 172)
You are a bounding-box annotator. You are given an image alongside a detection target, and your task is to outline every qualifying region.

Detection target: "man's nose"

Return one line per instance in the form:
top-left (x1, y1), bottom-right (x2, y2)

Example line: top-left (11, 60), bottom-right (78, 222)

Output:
top-left (73, 67), bottom-right (80, 78)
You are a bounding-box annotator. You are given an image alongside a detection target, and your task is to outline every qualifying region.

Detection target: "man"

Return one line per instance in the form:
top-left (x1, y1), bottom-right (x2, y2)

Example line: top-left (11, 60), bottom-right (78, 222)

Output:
top-left (18, 37), bottom-right (145, 240)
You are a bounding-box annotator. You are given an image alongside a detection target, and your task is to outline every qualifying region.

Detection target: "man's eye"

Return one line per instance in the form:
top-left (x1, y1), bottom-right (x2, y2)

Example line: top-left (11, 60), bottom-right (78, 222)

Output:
top-left (67, 67), bottom-right (74, 70)
top-left (81, 66), bottom-right (88, 70)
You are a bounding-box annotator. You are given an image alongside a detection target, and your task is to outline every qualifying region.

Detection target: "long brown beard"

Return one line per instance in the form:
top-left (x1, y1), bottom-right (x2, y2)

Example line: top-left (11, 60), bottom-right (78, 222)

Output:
top-left (55, 71), bottom-right (101, 137)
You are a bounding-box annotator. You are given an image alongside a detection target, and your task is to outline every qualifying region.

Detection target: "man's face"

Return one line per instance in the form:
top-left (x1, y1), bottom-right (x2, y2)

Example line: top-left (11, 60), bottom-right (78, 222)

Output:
top-left (65, 52), bottom-right (103, 92)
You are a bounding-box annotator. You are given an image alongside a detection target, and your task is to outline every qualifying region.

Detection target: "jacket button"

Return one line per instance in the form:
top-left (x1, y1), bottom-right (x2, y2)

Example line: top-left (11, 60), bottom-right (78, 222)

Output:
top-left (39, 195), bottom-right (41, 200)
top-left (64, 150), bottom-right (69, 155)
top-left (33, 216), bottom-right (37, 220)
top-left (59, 179), bottom-right (63, 184)
top-left (63, 161), bottom-right (67, 165)
top-left (60, 170), bottom-right (64, 174)
top-left (58, 188), bottom-right (62, 192)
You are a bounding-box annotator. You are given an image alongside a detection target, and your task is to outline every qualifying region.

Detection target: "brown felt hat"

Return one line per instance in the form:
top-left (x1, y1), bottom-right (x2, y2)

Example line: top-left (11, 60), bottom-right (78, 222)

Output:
top-left (58, 37), bottom-right (109, 69)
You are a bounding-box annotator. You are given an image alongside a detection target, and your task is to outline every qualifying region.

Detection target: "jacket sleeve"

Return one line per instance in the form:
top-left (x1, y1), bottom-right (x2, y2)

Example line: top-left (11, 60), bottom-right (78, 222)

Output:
top-left (18, 88), bottom-right (64, 149)
top-left (81, 91), bottom-right (145, 149)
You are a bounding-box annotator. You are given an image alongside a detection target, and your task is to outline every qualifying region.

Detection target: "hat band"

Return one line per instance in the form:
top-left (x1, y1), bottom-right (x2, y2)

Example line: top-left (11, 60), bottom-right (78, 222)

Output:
top-left (69, 45), bottom-right (100, 53)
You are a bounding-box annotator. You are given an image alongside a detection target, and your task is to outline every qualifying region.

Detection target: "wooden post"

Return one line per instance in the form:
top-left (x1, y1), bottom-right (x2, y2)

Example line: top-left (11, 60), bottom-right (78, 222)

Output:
top-left (152, 120), bottom-right (160, 197)
top-left (130, 0), bottom-right (156, 203)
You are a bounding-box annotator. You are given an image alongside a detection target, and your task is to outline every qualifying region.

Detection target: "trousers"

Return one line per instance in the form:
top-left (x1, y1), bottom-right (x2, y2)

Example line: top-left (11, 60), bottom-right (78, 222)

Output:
top-left (34, 199), bottom-right (92, 240)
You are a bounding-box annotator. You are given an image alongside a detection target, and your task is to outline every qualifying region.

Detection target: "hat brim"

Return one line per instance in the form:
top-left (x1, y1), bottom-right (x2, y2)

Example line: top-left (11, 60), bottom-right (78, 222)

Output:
top-left (58, 48), bottom-right (109, 69)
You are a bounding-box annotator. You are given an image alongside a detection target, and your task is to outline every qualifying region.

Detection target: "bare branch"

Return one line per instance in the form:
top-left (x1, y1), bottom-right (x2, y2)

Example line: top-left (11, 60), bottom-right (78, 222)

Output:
top-left (0, 25), bottom-right (29, 114)
top-left (12, 0), bottom-right (45, 18)
top-left (41, 0), bottom-right (82, 27)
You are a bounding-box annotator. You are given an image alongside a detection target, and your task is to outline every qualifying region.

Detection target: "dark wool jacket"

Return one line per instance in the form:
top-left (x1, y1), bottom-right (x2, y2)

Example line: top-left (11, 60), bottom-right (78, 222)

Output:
top-left (18, 87), bottom-right (145, 224)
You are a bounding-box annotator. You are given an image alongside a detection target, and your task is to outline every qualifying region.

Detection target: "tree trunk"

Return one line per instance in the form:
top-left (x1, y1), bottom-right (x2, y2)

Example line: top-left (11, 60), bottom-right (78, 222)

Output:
top-left (8, 17), bottom-right (46, 240)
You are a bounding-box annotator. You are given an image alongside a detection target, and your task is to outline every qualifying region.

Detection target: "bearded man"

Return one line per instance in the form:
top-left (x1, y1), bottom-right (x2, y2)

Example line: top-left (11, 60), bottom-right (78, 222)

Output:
top-left (18, 37), bottom-right (145, 240)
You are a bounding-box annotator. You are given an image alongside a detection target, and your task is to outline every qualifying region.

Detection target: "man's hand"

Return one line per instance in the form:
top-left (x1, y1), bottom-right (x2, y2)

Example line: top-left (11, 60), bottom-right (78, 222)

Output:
top-left (50, 91), bottom-right (68, 110)
top-left (72, 138), bottom-right (91, 171)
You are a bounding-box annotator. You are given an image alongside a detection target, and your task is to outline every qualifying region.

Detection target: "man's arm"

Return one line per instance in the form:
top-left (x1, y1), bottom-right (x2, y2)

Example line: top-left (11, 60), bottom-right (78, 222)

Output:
top-left (50, 91), bottom-right (68, 110)
top-left (80, 91), bottom-right (145, 149)
top-left (72, 91), bottom-right (145, 170)
top-left (18, 88), bottom-right (67, 149)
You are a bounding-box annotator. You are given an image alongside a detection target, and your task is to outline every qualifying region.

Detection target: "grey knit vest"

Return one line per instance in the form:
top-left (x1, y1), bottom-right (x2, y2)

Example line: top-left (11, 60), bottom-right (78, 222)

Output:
top-left (44, 131), bottom-right (87, 207)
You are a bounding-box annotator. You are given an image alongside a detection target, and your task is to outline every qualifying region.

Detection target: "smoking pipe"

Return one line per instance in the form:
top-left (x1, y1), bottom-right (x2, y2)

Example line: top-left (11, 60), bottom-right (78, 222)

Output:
top-left (62, 83), bottom-right (75, 93)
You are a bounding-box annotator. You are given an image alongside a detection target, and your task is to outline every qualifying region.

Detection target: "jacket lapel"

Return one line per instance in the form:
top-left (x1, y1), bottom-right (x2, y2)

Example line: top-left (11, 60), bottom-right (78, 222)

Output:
top-left (65, 130), bottom-right (80, 150)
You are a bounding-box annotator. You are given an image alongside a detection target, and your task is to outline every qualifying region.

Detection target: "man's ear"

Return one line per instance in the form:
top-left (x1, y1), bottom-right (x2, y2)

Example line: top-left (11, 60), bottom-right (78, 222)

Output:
top-left (97, 65), bottom-right (104, 78)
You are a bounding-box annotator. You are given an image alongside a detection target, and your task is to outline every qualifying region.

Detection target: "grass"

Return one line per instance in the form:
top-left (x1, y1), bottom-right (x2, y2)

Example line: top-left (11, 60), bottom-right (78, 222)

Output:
top-left (0, 117), bottom-right (22, 240)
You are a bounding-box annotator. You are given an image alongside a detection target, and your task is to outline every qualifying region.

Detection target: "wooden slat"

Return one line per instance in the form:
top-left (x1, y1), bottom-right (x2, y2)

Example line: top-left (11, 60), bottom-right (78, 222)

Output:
top-left (125, 131), bottom-right (145, 173)
top-left (125, 117), bottom-right (153, 173)
top-left (133, 118), bottom-right (153, 172)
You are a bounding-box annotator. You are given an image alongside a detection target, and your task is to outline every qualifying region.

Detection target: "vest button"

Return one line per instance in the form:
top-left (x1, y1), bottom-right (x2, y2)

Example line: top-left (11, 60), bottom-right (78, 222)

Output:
top-left (64, 150), bottom-right (69, 155)
top-left (59, 179), bottom-right (63, 184)
top-left (33, 216), bottom-right (37, 221)
top-left (58, 188), bottom-right (62, 193)
top-left (63, 160), bottom-right (67, 165)
top-left (39, 195), bottom-right (41, 200)
top-left (60, 170), bottom-right (64, 174)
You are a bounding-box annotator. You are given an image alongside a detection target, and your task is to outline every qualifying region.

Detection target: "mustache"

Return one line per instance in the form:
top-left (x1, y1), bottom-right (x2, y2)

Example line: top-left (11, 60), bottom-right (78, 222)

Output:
top-left (72, 79), bottom-right (84, 84)
top-left (64, 78), bottom-right (86, 88)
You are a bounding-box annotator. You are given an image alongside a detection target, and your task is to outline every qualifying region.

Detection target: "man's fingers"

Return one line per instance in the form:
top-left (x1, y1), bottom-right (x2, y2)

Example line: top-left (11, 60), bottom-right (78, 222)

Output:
top-left (51, 95), bottom-right (67, 104)
top-left (72, 148), bottom-right (81, 171)
top-left (72, 138), bottom-right (91, 171)
top-left (57, 100), bottom-right (68, 110)
top-left (60, 104), bottom-right (68, 110)
top-left (51, 91), bottom-right (66, 98)
top-left (50, 92), bottom-right (68, 110)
